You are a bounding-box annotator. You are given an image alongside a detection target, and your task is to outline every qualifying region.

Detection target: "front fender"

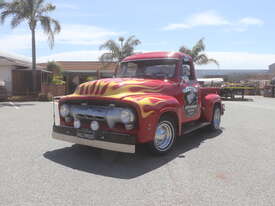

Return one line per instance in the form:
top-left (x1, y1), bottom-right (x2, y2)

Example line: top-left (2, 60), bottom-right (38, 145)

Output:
top-left (202, 94), bottom-right (222, 122)
top-left (123, 94), bottom-right (182, 143)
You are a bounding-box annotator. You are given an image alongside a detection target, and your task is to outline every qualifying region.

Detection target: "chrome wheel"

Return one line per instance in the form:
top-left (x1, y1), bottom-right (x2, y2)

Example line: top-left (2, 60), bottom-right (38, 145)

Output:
top-left (154, 121), bottom-right (175, 151)
top-left (213, 107), bottom-right (221, 130)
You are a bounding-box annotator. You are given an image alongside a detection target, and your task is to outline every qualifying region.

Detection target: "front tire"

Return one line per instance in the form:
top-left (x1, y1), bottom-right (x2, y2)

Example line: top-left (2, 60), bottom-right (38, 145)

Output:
top-left (147, 116), bottom-right (176, 155)
top-left (210, 105), bottom-right (221, 130)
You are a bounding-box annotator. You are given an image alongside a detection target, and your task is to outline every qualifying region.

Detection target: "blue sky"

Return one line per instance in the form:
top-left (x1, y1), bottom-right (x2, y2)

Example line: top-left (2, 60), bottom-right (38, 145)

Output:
top-left (1, 0), bottom-right (275, 69)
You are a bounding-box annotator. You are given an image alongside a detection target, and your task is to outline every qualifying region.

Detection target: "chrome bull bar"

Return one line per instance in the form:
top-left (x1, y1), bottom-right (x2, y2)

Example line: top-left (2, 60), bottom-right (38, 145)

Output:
top-left (69, 104), bottom-right (124, 128)
top-left (52, 97), bottom-right (134, 129)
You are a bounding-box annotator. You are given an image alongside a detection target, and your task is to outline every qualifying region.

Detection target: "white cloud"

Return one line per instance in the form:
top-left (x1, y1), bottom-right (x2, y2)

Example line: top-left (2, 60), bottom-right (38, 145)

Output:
top-left (37, 50), bottom-right (106, 62)
top-left (163, 10), bottom-right (264, 31)
top-left (55, 24), bottom-right (121, 46)
top-left (0, 24), bottom-right (122, 52)
top-left (198, 51), bottom-right (275, 70)
top-left (239, 17), bottom-right (264, 25)
top-left (188, 11), bottom-right (230, 27)
top-left (163, 23), bottom-right (190, 30)
top-left (0, 33), bottom-right (32, 51)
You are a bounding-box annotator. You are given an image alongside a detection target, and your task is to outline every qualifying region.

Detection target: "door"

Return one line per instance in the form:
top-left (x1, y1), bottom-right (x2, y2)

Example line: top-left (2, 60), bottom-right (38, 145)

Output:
top-left (179, 59), bottom-right (201, 122)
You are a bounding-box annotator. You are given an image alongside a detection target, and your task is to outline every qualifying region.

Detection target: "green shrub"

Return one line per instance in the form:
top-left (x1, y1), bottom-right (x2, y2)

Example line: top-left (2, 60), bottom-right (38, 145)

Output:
top-left (47, 61), bottom-right (63, 75)
top-left (52, 75), bottom-right (65, 85)
top-left (86, 76), bottom-right (97, 81)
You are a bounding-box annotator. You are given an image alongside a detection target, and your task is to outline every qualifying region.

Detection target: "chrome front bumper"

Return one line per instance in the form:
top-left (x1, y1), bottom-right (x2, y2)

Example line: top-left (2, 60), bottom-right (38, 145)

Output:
top-left (52, 126), bottom-right (136, 153)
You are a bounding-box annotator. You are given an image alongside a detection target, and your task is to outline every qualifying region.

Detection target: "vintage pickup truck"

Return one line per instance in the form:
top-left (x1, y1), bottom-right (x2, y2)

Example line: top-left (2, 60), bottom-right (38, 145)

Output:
top-left (52, 52), bottom-right (224, 154)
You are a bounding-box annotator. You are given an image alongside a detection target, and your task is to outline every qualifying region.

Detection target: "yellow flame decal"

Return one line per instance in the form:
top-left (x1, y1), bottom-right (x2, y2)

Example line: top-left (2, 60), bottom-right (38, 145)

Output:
top-left (125, 96), bottom-right (166, 118)
top-left (68, 80), bottom-right (168, 118)
top-left (73, 79), bottom-right (165, 99)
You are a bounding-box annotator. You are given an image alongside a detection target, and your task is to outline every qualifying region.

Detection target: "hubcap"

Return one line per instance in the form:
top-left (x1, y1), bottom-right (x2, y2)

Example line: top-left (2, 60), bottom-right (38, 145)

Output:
top-left (213, 108), bottom-right (221, 129)
top-left (154, 121), bottom-right (174, 151)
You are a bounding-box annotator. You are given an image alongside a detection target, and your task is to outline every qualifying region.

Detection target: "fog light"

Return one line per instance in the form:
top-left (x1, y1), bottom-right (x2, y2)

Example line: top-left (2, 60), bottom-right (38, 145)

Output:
top-left (74, 119), bottom-right (81, 129)
top-left (90, 121), bottom-right (99, 131)
top-left (60, 104), bottom-right (70, 117)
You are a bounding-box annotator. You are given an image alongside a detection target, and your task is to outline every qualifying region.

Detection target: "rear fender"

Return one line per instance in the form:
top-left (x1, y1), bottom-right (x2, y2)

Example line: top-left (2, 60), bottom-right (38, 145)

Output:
top-left (202, 94), bottom-right (222, 122)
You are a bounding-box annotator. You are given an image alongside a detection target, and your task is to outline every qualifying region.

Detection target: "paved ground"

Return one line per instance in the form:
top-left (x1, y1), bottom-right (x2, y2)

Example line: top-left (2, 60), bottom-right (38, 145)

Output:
top-left (0, 96), bottom-right (275, 206)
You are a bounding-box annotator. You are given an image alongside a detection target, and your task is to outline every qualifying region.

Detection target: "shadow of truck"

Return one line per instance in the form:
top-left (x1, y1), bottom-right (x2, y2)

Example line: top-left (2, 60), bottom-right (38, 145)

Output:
top-left (44, 127), bottom-right (223, 179)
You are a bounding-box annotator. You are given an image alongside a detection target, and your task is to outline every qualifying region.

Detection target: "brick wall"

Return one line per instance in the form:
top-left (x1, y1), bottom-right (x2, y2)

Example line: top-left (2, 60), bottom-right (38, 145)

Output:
top-left (41, 83), bottom-right (65, 97)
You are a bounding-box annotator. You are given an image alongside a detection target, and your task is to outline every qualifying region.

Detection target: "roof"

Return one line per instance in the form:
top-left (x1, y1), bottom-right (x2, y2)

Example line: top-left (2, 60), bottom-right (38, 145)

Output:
top-left (38, 61), bottom-right (117, 72)
top-left (0, 51), bottom-right (45, 69)
top-left (0, 51), bottom-right (31, 67)
top-left (122, 52), bottom-right (191, 62)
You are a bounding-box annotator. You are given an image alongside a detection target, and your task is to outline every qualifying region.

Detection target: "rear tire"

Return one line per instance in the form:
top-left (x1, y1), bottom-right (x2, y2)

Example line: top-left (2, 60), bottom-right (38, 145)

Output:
top-left (210, 105), bottom-right (221, 130)
top-left (147, 116), bottom-right (176, 155)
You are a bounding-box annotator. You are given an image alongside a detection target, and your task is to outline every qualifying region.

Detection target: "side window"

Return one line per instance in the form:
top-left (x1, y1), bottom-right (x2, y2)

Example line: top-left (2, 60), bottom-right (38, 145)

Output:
top-left (181, 64), bottom-right (191, 81)
top-left (118, 62), bottom-right (138, 77)
top-left (127, 63), bottom-right (138, 76)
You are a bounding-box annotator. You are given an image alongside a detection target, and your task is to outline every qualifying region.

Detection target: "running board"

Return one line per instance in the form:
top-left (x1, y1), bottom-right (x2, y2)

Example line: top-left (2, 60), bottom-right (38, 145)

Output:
top-left (182, 122), bottom-right (210, 135)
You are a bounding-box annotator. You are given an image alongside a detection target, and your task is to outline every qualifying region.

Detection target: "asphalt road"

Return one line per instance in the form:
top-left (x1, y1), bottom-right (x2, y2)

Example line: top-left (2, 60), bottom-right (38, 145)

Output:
top-left (0, 96), bottom-right (275, 206)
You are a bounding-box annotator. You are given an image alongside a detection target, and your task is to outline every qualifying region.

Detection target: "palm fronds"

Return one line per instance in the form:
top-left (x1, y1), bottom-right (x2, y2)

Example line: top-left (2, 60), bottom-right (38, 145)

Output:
top-left (179, 38), bottom-right (219, 67)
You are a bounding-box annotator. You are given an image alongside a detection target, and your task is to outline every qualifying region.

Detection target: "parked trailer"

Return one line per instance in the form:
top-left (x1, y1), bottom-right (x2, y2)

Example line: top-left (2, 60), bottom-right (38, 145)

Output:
top-left (264, 85), bottom-right (275, 98)
top-left (220, 86), bottom-right (255, 100)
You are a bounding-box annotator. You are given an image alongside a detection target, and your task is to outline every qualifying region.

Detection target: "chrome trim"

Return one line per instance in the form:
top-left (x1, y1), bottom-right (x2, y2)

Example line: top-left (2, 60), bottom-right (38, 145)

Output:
top-left (154, 120), bottom-right (175, 151)
top-left (68, 104), bottom-right (134, 128)
top-left (52, 132), bottom-right (135, 153)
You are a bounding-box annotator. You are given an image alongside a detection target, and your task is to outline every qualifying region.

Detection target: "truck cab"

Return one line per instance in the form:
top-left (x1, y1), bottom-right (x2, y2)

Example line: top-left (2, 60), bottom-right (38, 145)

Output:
top-left (52, 52), bottom-right (224, 155)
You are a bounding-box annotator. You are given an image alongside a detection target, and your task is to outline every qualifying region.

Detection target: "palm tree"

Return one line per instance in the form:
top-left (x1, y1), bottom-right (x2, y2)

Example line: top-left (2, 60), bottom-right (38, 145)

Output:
top-left (179, 38), bottom-right (219, 67)
top-left (99, 35), bottom-right (141, 63)
top-left (0, 0), bottom-right (61, 91)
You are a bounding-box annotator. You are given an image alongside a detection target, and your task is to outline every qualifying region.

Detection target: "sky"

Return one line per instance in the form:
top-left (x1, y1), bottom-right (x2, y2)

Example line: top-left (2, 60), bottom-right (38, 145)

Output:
top-left (1, 0), bottom-right (275, 70)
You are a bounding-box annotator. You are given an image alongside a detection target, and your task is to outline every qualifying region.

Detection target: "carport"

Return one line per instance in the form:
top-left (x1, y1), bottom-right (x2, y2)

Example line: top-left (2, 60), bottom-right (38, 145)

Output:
top-left (12, 69), bottom-right (51, 96)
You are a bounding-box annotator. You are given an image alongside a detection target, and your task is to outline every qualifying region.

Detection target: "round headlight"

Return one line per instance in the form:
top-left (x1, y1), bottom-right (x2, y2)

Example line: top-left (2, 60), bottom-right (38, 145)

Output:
top-left (60, 104), bottom-right (70, 117)
top-left (90, 121), bottom-right (100, 131)
top-left (120, 109), bottom-right (135, 124)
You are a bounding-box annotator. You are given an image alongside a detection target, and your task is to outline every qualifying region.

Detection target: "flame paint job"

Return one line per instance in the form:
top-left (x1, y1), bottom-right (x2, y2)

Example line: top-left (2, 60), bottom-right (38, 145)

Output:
top-left (74, 78), bottom-right (173, 98)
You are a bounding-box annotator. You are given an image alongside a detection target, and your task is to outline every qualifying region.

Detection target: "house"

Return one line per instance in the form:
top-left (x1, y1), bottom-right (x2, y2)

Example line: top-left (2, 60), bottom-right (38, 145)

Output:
top-left (0, 51), bottom-right (50, 95)
top-left (0, 52), bottom-right (31, 94)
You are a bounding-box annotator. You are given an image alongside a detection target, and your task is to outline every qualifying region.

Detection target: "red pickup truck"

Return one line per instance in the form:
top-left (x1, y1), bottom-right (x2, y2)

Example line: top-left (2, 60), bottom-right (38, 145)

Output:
top-left (52, 52), bottom-right (224, 155)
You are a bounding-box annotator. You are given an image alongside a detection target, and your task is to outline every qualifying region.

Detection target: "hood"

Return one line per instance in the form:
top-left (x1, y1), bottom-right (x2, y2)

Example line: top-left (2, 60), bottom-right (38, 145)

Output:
top-left (73, 78), bottom-right (175, 99)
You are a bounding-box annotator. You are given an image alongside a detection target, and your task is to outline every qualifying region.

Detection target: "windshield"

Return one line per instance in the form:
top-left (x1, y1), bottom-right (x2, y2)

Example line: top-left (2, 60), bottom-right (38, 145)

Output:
top-left (117, 59), bottom-right (177, 79)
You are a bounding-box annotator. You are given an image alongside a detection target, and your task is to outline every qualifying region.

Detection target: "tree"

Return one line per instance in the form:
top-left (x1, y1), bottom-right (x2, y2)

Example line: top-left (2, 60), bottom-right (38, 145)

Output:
top-left (46, 61), bottom-right (64, 86)
top-left (46, 61), bottom-right (63, 75)
top-left (99, 35), bottom-right (141, 63)
top-left (0, 0), bottom-right (61, 92)
top-left (179, 38), bottom-right (219, 67)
